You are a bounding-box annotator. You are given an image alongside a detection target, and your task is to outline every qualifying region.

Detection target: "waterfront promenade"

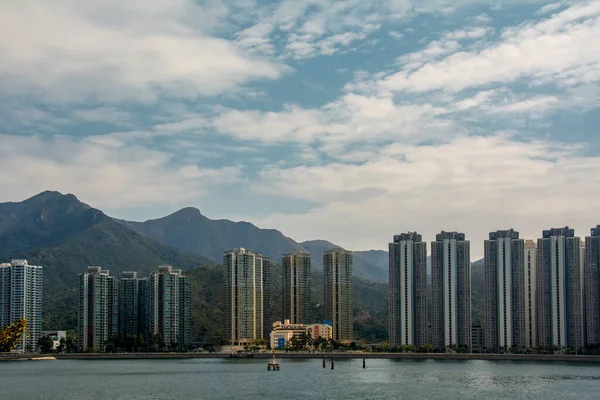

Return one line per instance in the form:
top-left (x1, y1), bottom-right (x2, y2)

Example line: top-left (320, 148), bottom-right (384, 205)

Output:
top-left (4, 352), bottom-right (600, 362)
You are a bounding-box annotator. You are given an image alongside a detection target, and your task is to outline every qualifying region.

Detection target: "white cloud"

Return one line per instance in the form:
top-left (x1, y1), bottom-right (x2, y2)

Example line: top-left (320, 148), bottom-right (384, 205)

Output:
top-left (441, 26), bottom-right (492, 40)
top-left (71, 107), bottom-right (134, 126)
top-left (388, 31), bottom-right (405, 40)
top-left (536, 2), bottom-right (567, 15)
top-left (212, 94), bottom-right (450, 145)
top-left (378, 1), bottom-right (600, 93)
top-left (492, 96), bottom-right (560, 113)
top-left (453, 89), bottom-right (504, 111)
top-left (0, 134), bottom-right (241, 208)
top-left (474, 13), bottom-right (493, 24)
top-left (0, 0), bottom-right (288, 101)
top-left (235, 0), bottom-right (538, 60)
top-left (257, 135), bottom-right (600, 257)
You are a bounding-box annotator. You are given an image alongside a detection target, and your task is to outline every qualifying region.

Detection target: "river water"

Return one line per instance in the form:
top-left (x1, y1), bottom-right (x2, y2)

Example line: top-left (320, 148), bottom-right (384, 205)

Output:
top-left (1, 358), bottom-right (599, 399)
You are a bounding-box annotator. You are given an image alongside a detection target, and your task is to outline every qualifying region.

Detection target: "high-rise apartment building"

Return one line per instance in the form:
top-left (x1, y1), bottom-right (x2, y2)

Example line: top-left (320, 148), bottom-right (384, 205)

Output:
top-left (0, 263), bottom-right (9, 329)
top-left (536, 227), bottom-right (583, 349)
top-left (585, 226), bottom-right (600, 347)
top-left (223, 248), bottom-right (265, 345)
top-left (484, 230), bottom-right (525, 352)
top-left (0, 260), bottom-right (42, 352)
top-left (388, 233), bottom-right (428, 347)
top-left (524, 240), bottom-right (537, 349)
top-left (431, 231), bottom-right (471, 351)
top-left (323, 249), bottom-right (353, 342)
top-left (78, 267), bottom-right (118, 352)
top-left (282, 253), bottom-right (312, 325)
top-left (145, 266), bottom-right (191, 346)
top-left (119, 271), bottom-right (140, 338)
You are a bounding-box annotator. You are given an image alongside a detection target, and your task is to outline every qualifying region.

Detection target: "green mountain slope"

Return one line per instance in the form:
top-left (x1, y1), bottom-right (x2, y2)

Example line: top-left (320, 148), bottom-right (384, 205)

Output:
top-left (0, 192), bottom-right (214, 332)
top-left (471, 258), bottom-right (485, 326)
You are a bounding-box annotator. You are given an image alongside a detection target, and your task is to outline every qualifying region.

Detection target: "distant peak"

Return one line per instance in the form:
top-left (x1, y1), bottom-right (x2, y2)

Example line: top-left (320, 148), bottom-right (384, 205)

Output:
top-left (171, 207), bottom-right (203, 219)
top-left (30, 190), bottom-right (64, 200)
top-left (25, 190), bottom-right (82, 205)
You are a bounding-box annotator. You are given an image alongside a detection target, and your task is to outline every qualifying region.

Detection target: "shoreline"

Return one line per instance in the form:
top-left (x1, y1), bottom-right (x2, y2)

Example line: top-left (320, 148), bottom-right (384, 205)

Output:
top-left (4, 353), bottom-right (600, 362)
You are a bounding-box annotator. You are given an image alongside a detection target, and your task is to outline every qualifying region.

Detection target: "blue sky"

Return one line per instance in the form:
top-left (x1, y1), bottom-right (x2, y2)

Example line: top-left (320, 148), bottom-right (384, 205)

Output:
top-left (1, 0), bottom-right (600, 258)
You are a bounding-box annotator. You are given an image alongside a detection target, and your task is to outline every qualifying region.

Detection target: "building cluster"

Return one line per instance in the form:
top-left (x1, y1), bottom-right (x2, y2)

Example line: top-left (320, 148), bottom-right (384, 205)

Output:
top-left (390, 232), bottom-right (471, 349)
top-left (0, 260), bottom-right (42, 351)
top-left (78, 265), bottom-right (191, 351)
top-left (223, 248), bottom-right (353, 347)
top-left (389, 226), bottom-right (600, 352)
top-left (269, 320), bottom-right (332, 348)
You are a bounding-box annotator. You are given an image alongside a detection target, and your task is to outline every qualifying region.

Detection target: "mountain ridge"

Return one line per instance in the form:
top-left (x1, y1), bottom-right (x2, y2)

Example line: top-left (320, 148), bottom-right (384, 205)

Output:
top-left (120, 212), bottom-right (390, 283)
top-left (0, 191), bottom-right (390, 342)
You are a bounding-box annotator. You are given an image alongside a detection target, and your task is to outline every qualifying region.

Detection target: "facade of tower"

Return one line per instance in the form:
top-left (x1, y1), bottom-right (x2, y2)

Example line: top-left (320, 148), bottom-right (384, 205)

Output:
top-left (282, 253), bottom-right (312, 325)
top-left (585, 226), bottom-right (600, 347)
top-left (223, 248), bottom-right (265, 345)
top-left (524, 240), bottom-right (537, 349)
top-left (484, 230), bottom-right (526, 352)
top-left (388, 233), bottom-right (428, 347)
top-left (0, 260), bottom-right (42, 352)
top-left (431, 232), bottom-right (471, 351)
top-left (118, 271), bottom-right (140, 338)
top-left (0, 263), bottom-right (9, 329)
top-left (145, 266), bottom-right (191, 346)
top-left (323, 249), bottom-right (353, 342)
top-left (536, 227), bottom-right (584, 349)
top-left (78, 267), bottom-right (118, 351)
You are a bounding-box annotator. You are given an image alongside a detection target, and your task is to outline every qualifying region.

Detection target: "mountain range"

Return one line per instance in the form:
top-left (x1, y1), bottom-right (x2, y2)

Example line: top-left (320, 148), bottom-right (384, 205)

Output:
top-left (0, 191), bottom-right (389, 341)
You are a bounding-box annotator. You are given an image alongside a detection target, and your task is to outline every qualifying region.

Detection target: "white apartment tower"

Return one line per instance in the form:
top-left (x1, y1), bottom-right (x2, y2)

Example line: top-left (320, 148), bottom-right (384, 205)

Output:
top-left (585, 226), bottom-right (600, 347)
top-left (389, 233), bottom-right (428, 347)
top-left (0, 260), bottom-right (42, 352)
top-left (144, 266), bottom-right (191, 346)
top-left (323, 249), bottom-right (353, 342)
top-left (78, 267), bottom-right (118, 352)
top-left (223, 248), bottom-right (265, 345)
top-left (484, 229), bottom-right (526, 352)
top-left (536, 227), bottom-right (583, 349)
top-left (282, 253), bottom-right (311, 325)
top-left (431, 232), bottom-right (471, 351)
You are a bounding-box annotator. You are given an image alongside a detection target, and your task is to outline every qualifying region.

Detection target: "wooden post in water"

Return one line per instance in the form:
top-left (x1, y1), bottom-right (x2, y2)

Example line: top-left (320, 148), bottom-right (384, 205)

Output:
top-left (331, 358), bottom-right (334, 370)
top-left (323, 357), bottom-right (326, 368)
top-left (363, 356), bottom-right (366, 369)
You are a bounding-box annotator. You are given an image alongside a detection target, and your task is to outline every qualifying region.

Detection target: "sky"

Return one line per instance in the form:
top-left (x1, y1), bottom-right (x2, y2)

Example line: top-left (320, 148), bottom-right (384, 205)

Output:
top-left (1, 0), bottom-right (600, 259)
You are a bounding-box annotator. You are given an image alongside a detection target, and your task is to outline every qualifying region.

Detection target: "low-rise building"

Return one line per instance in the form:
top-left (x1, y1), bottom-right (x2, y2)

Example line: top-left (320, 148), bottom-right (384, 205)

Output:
top-left (270, 320), bottom-right (307, 349)
top-left (306, 323), bottom-right (332, 341)
top-left (270, 320), bottom-right (333, 349)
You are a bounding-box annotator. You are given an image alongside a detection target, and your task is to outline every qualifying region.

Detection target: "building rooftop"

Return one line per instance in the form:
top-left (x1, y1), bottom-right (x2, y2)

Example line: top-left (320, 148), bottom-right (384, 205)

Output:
top-left (435, 231), bottom-right (466, 241)
top-left (542, 227), bottom-right (575, 238)
top-left (489, 229), bottom-right (520, 240)
top-left (393, 232), bottom-right (423, 243)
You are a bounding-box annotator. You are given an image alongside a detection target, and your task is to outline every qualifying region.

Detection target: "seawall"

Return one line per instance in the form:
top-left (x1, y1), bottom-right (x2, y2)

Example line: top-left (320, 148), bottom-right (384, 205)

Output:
top-left (41, 353), bottom-right (600, 362)
top-left (4, 352), bottom-right (600, 362)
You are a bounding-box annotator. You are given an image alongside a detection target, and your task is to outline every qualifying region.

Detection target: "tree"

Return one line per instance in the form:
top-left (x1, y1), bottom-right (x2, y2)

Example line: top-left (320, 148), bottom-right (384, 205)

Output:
top-left (0, 319), bottom-right (28, 352)
top-left (57, 337), bottom-right (66, 353)
top-left (65, 334), bottom-right (77, 353)
top-left (37, 335), bottom-right (54, 354)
